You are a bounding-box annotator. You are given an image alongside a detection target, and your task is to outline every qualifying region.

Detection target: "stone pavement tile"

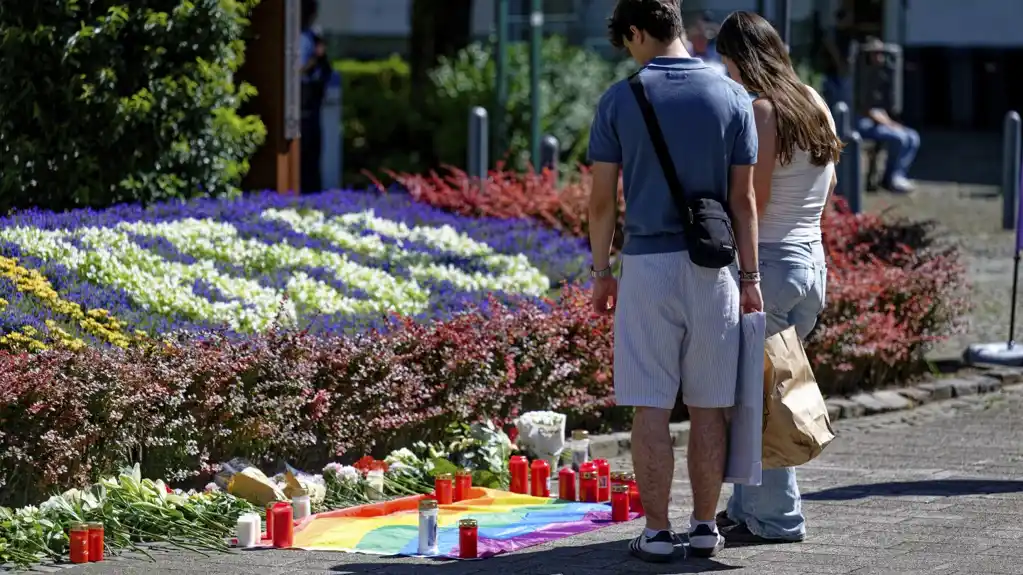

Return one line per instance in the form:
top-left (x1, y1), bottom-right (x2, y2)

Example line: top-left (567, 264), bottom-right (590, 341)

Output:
top-left (802, 532), bottom-right (912, 548)
top-left (760, 543), bottom-right (909, 559)
top-left (845, 568), bottom-right (957, 575)
top-left (745, 549), bottom-right (872, 569)
top-left (947, 556), bottom-right (1023, 574)
top-left (981, 544), bottom-right (1023, 556)
top-left (888, 541), bottom-right (990, 555)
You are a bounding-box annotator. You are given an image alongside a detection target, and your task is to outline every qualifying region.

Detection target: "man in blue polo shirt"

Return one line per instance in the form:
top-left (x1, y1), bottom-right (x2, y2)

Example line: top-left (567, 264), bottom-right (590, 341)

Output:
top-left (587, 0), bottom-right (761, 564)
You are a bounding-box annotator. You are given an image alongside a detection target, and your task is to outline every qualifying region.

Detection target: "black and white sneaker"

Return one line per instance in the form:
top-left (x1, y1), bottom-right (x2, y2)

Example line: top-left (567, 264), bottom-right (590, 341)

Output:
top-left (688, 523), bottom-right (725, 558)
top-left (628, 530), bottom-right (676, 563)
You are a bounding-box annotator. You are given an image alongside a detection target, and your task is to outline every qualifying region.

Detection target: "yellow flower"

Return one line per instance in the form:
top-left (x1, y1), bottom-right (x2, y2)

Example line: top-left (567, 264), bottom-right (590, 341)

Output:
top-left (0, 255), bottom-right (134, 348)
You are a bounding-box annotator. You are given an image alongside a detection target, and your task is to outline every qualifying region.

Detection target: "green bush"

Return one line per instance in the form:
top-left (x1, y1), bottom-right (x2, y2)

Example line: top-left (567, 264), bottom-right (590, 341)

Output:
top-left (335, 56), bottom-right (425, 187)
top-left (336, 37), bottom-right (632, 183)
top-left (0, 0), bottom-right (266, 212)
top-left (428, 36), bottom-right (633, 170)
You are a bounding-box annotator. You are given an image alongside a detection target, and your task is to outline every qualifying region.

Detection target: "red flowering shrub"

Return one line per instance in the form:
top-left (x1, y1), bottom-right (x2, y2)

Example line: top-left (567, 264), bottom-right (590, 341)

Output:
top-left (380, 166), bottom-right (970, 395)
top-left (0, 347), bottom-right (164, 506)
top-left (0, 288), bottom-right (614, 507)
top-left (808, 199), bottom-right (969, 393)
top-left (380, 164), bottom-right (628, 251)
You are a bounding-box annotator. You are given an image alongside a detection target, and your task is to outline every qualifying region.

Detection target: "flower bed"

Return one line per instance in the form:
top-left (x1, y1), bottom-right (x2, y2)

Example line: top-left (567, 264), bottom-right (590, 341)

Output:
top-left (0, 189), bottom-right (589, 346)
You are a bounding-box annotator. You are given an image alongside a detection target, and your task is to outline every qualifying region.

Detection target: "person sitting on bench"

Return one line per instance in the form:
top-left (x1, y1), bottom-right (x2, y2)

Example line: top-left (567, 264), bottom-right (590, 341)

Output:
top-left (853, 38), bottom-right (920, 194)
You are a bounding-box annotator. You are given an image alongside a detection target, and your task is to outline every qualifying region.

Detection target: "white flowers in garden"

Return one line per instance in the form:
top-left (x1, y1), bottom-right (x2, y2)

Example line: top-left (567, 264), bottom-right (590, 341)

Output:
top-left (0, 207), bottom-right (550, 332)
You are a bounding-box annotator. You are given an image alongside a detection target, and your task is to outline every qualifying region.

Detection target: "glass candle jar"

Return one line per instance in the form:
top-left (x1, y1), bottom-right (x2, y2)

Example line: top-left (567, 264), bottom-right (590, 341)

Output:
top-left (611, 484), bottom-right (630, 522)
top-left (558, 467), bottom-right (577, 501)
top-left (69, 524), bottom-right (89, 564)
top-left (435, 473), bottom-right (454, 504)
top-left (530, 459), bottom-right (551, 497)
top-left (580, 471), bottom-right (599, 503)
top-left (454, 470), bottom-right (472, 502)
top-left (570, 429), bottom-right (590, 471)
top-left (271, 502), bottom-right (294, 548)
top-left (508, 456), bottom-right (529, 494)
top-left (458, 518), bottom-right (479, 559)
top-left (86, 522), bottom-right (104, 562)
top-left (417, 498), bottom-right (439, 555)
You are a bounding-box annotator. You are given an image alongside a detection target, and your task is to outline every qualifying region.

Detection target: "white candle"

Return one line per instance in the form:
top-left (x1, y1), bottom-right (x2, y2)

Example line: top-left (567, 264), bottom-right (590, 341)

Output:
top-left (236, 513), bottom-right (260, 548)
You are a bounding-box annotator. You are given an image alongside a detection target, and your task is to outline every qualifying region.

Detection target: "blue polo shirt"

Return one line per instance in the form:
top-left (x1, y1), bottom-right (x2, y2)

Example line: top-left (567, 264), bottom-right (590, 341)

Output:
top-left (588, 57), bottom-right (758, 255)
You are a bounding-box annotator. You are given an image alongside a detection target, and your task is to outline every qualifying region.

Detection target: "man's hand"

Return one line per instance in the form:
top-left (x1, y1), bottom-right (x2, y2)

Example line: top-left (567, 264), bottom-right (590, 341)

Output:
top-left (592, 276), bottom-right (618, 315)
top-left (315, 41), bottom-right (327, 58)
top-left (740, 282), bottom-right (763, 314)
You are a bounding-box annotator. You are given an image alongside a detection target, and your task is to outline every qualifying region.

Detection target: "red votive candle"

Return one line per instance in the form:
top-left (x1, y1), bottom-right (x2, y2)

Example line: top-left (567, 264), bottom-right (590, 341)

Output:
top-left (435, 473), bottom-right (454, 504)
top-left (265, 503), bottom-right (275, 540)
top-left (86, 522), bottom-right (104, 562)
top-left (69, 524), bottom-right (89, 564)
top-left (458, 518), bottom-right (479, 559)
top-left (594, 459), bottom-right (611, 501)
top-left (271, 502), bottom-right (294, 548)
top-left (558, 467), bottom-right (577, 501)
top-left (611, 484), bottom-right (630, 522)
top-left (580, 471), bottom-right (599, 503)
top-left (624, 472), bottom-right (644, 515)
top-left (530, 459), bottom-right (551, 497)
top-left (454, 470), bottom-right (472, 502)
top-left (509, 456), bottom-right (528, 494)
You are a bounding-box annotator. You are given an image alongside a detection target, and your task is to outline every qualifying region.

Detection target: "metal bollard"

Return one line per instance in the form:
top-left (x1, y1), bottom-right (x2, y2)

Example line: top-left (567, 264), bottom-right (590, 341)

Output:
top-left (843, 131), bottom-right (864, 214)
top-left (540, 135), bottom-right (560, 178)
top-left (832, 102), bottom-right (851, 140)
top-left (1002, 111), bottom-right (1022, 231)
top-left (778, 0), bottom-right (792, 47)
top-left (320, 70), bottom-right (343, 190)
top-left (468, 107), bottom-right (489, 182)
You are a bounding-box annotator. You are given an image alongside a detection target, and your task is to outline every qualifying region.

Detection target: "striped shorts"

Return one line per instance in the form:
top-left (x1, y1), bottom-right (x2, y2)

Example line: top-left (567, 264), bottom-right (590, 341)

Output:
top-left (613, 251), bottom-right (740, 410)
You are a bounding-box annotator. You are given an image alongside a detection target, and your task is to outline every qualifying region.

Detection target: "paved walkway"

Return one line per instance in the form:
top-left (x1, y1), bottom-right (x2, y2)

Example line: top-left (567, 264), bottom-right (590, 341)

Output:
top-left (860, 130), bottom-right (1012, 360)
top-left (62, 383), bottom-right (1023, 575)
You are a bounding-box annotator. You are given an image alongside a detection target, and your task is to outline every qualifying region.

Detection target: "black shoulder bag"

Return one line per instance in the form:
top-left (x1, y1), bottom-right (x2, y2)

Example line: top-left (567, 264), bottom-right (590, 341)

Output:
top-left (628, 73), bottom-right (737, 269)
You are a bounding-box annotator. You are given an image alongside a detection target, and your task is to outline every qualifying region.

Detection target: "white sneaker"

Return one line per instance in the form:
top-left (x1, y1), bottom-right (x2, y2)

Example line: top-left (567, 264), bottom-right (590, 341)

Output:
top-left (688, 523), bottom-right (725, 557)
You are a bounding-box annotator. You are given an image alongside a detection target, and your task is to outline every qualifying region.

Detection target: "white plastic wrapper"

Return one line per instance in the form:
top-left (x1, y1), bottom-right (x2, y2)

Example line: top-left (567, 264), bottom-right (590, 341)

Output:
top-left (515, 411), bottom-right (566, 467)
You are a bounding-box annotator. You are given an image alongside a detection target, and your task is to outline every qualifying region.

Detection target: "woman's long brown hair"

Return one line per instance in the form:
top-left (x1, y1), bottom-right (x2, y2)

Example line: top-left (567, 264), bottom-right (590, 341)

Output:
top-left (715, 11), bottom-right (843, 167)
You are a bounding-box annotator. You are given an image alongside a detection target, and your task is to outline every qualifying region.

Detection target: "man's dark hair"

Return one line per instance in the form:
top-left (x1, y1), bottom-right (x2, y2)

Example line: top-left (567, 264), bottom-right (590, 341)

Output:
top-left (607, 0), bottom-right (684, 49)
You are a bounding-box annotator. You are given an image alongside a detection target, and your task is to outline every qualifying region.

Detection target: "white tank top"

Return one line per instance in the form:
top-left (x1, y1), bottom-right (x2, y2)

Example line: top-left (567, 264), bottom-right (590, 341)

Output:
top-left (758, 86), bottom-right (836, 244)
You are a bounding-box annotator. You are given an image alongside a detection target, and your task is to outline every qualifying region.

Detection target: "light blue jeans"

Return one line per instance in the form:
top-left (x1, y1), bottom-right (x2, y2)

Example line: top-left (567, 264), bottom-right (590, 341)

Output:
top-left (726, 240), bottom-right (827, 541)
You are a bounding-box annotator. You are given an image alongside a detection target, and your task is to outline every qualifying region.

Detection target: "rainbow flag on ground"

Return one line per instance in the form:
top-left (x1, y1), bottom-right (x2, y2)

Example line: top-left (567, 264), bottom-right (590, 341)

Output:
top-left (289, 487), bottom-right (640, 559)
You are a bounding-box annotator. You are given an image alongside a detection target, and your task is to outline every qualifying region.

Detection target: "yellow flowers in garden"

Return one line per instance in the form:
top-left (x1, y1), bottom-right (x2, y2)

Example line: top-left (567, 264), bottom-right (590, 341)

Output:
top-left (0, 256), bottom-right (135, 350)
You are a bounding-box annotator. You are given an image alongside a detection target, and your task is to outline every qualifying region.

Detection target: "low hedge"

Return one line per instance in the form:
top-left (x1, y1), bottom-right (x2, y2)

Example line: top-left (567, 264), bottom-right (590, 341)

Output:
top-left (0, 287), bottom-right (616, 508)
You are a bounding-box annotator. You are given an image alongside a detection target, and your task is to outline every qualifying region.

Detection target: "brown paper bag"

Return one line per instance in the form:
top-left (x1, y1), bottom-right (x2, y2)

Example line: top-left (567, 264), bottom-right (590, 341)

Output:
top-left (762, 326), bottom-right (836, 469)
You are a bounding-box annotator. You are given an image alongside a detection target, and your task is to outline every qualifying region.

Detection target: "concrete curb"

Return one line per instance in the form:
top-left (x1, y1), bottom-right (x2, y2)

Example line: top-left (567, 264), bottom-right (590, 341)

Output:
top-left (585, 365), bottom-right (1023, 460)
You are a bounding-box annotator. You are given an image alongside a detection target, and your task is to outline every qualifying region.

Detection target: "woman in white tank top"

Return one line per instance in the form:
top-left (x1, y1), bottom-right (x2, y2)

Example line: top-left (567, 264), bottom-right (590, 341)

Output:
top-left (714, 11), bottom-right (844, 545)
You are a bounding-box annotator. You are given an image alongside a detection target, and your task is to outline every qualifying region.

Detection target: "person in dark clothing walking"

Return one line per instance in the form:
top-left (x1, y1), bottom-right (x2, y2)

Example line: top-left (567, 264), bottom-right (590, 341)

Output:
top-left (300, 0), bottom-right (331, 193)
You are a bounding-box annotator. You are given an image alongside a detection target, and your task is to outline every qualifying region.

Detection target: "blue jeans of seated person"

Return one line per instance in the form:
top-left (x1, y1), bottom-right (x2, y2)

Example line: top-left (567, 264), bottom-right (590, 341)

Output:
top-left (726, 240), bottom-right (827, 541)
top-left (857, 117), bottom-right (920, 185)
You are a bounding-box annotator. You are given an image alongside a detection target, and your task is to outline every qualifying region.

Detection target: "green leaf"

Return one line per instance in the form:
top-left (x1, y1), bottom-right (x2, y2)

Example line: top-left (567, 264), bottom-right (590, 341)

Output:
top-left (428, 458), bottom-right (458, 478)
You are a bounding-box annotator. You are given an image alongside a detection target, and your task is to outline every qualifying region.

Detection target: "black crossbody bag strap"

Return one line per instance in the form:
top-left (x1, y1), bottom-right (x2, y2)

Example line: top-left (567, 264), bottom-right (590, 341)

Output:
top-left (627, 73), bottom-right (693, 228)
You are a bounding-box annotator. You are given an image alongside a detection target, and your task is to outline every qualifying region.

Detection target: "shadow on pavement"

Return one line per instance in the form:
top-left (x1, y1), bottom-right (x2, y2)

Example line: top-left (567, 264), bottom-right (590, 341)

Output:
top-left (325, 539), bottom-right (742, 574)
top-left (803, 479), bottom-right (1023, 501)
top-left (907, 130), bottom-right (1001, 187)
